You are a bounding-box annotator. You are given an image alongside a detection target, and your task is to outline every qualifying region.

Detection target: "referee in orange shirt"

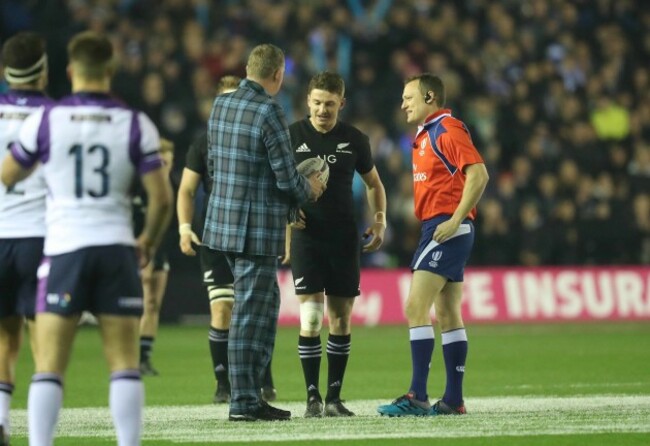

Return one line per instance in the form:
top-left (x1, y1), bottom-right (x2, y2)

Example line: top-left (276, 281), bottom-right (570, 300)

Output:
top-left (378, 73), bottom-right (489, 417)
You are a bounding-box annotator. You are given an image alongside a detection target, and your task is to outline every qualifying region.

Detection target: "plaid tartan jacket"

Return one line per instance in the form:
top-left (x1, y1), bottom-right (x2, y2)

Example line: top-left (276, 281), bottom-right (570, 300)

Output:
top-left (203, 79), bottom-right (311, 256)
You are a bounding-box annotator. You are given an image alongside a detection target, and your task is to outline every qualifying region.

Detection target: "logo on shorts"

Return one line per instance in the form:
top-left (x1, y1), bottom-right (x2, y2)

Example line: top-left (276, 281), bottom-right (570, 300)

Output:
top-left (47, 292), bottom-right (71, 308)
top-left (294, 276), bottom-right (306, 290)
top-left (203, 270), bottom-right (213, 282)
top-left (428, 251), bottom-right (443, 268)
top-left (118, 297), bottom-right (143, 309)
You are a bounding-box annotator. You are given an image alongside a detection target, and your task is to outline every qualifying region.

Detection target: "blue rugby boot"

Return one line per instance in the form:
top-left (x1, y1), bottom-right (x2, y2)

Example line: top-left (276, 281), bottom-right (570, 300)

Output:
top-left (377, 392), bottom-right (432, 417)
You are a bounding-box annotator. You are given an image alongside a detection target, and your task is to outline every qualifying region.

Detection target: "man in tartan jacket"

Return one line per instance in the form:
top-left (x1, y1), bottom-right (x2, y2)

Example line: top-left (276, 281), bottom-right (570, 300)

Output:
top-left (204, 43), bottom-right (325, 421)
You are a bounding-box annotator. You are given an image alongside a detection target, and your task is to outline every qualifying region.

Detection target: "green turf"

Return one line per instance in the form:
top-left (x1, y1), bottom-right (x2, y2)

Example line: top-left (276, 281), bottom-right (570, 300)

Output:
top-left (310, 434), bottom-right (650, 446)
top-left (8, 433), bottom-right (650, 446)
top-left (9, 322), bottom-right (650, 445)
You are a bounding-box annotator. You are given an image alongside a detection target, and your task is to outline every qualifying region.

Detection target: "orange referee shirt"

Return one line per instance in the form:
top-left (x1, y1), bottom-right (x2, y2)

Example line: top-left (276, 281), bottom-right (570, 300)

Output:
top-left (411, 109), bottom-right (484, 221)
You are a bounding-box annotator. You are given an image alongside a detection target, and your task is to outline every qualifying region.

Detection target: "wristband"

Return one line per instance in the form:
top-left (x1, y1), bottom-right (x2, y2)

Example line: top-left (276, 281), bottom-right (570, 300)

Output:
top-left (374, 211), bottom-right (387, 226)
top-left (179, 223), bottom-right (193, 236)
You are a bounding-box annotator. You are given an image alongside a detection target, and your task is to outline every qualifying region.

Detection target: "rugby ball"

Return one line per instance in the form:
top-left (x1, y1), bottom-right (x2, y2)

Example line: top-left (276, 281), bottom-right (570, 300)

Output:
top-left (297, 156), bottom-right (329, 185)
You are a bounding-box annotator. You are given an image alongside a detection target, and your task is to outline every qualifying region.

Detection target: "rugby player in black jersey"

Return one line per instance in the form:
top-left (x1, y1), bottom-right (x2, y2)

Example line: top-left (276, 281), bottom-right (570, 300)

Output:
top-left (284, 71), bottom-right (387, 417)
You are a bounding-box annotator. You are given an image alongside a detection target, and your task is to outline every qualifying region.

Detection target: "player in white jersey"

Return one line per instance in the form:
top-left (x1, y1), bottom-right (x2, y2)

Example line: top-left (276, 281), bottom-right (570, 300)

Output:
top-left (0, 32), bottom-right (52, 446)
top-left (1, 31), bottom-right (173, 446)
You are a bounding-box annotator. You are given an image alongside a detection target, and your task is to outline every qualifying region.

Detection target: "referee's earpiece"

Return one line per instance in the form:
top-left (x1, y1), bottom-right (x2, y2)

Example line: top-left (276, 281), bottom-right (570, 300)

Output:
top-left (423, 92), bottom-right (433, 104)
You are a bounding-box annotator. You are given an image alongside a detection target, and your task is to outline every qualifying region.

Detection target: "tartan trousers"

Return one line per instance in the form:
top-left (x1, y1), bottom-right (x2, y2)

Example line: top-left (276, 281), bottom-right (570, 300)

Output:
top-left (224, 253), bottom-right (280, 414)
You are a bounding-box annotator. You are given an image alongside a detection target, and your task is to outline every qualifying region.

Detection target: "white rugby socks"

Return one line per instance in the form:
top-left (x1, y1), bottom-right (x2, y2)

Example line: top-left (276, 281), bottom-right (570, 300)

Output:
top-left (110, 370), bottom-right (144, 446)
top-left (28, 373), bottom-right (63, 446)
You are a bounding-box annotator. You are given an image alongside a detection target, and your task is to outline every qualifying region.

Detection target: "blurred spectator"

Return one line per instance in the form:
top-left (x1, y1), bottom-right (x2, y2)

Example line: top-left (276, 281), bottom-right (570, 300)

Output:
top-left (630, 194), bottom-right (650, 264)
top-left (591, 97), bottom-right (631, 141)
top-left (547, 199), bottom-right (580, 265)
top-left (473, 199), bottom-right (517, 265)
top-left (629, 142), bottom-right (650, 195)
top-left (517, 201), bottom-right (549, 266)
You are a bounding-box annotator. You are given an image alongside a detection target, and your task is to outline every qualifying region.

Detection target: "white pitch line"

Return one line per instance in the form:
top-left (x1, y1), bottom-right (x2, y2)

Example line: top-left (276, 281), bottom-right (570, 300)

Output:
top-left (503, 382), bottom-right (648, 390)
top-left (8, 395), bottom-right (650, 443)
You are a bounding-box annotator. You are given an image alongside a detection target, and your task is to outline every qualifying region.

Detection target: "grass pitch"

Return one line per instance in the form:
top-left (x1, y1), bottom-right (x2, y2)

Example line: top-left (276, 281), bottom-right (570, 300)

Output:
top-left (9, 323), bottom-right (650, 445)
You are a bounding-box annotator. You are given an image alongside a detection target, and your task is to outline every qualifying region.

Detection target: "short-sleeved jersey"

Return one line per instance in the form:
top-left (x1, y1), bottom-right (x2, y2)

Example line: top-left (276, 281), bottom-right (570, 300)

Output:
top-left (185, 132), bottom-right (211, 195)
top-left (184, 132), bottom-right (212, 229)
top-left (10, 92), bottom-right (163, 255)
top-left (0, 90), bottom-right (53, 238)
top-left (411, 109), bottom-right (484, 221)
top-left (289, 118), bottom-right (374, 236)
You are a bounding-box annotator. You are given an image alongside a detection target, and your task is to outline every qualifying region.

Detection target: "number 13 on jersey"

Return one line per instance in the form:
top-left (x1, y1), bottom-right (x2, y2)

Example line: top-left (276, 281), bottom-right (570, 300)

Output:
top-left (68, 143), bottom-right (110, 198)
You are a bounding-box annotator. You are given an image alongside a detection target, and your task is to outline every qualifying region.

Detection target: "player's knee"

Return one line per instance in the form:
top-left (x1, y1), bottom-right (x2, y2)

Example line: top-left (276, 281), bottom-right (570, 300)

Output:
top-left (404, 298), bottom-right (423, 321)
top-left (437, 310), bottom-right (463, 332)
top-left (140, 274), bottom-right (153, 294)
top-left (328, 315), bottom-right (351, 334)
top-left (300, 301), bottom-right (324, 333)
top-left (327, 306), bottom-right (352, 334)
top-left (140, 271), bottom-right (153, 288)
top-left (210, 313), bottom-right (230, 329)
top-left (0, 334), bottom-right (20, 361)
top-left (143, 297), bottom-right (160, 314)
top-left (209, 289), bottom-right (233, 326)
top-left (0, 317), bottom-right (23, 342)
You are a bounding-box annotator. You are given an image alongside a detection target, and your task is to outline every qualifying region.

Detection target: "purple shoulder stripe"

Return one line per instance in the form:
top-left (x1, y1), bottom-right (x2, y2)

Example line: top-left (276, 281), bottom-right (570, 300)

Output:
top-left (9, 103), bottom-right (52, 167)
top-left (140, 151), bottom-right (164, 175)
top-left (36, 107), bottom-right (52, 163)
top-left (0, 90), bottom-right (54, 107)
top-left (58, 92), bottom-right (126, 108)
top-left (128, 111), bottom-right (142, 167)
top-left (129, 111), bottom-right (163, 175)
top-left (9, 142), bottom-right (36, 168)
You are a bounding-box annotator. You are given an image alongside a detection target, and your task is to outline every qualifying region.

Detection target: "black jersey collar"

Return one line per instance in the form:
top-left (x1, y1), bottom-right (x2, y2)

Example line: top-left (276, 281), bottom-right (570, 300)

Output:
top-left (306, 115), bottom-right (340, 135)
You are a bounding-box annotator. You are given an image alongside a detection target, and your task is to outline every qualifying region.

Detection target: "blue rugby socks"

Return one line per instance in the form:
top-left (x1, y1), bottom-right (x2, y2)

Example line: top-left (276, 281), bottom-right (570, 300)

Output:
top-left (408, 325), bottom-right (435, 401)
top-left (441, 328), bottom-right (468, 407)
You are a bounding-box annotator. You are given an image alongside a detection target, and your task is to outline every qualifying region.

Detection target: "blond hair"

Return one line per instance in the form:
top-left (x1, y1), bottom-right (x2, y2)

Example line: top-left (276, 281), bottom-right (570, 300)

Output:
top-left (216, 75), bottom-right (241, 94)
top-left (246, 44), bottom-right (284, 79)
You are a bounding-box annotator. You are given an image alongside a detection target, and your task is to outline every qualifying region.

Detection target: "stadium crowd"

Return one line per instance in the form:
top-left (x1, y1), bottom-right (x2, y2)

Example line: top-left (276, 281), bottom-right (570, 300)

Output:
top-left (1, 0), bottom-right (649, 267)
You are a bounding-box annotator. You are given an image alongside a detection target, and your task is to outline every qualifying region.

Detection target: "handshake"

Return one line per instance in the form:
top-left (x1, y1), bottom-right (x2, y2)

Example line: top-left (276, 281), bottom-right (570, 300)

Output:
top-left (298, 157), bottom-right (328, 201)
